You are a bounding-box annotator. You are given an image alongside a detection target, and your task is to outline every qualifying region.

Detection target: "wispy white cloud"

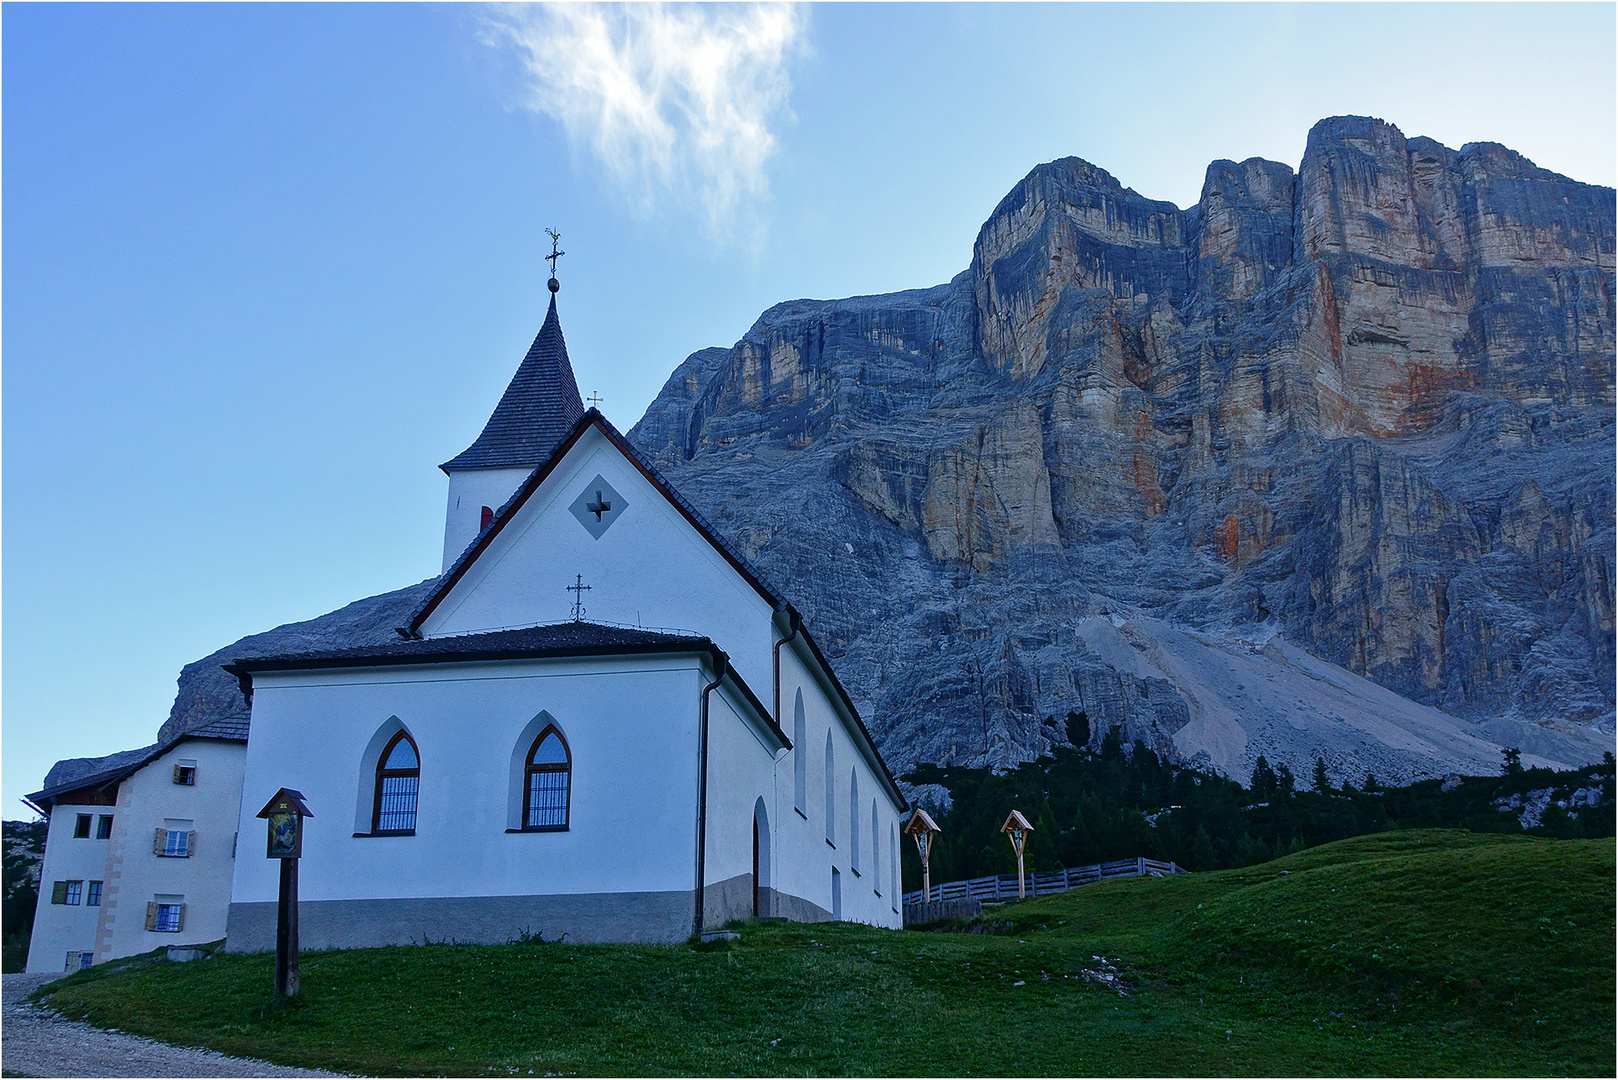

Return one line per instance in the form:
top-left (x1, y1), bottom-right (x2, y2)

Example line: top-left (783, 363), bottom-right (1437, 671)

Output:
top-left (484, 2), bottom-right (804, 240)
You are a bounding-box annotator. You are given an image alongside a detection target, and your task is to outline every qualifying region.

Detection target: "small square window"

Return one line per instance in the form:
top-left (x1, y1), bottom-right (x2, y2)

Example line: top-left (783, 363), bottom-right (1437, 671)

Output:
top-left (63, 881), bottom-right (82, 906)
top-left (74, 814), bottom-right (92, 838)
top-left (173, 765), bottom-right (197, 786)
top-left (162, 830), bottom-right (190, 857)
top-left (155, 903), bottom-right (182, 932)
top-left (96, 815), bottom-right (114, 840)
top-left (87, 881), bottom-right (103, 907)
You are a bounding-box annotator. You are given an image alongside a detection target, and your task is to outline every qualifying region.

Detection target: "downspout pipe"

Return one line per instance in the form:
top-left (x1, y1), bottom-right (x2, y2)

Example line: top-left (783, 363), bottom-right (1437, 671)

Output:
top-left (772, 608), bottom-right (802, 726)
top-left (693, 651), bottom-right (727, 939)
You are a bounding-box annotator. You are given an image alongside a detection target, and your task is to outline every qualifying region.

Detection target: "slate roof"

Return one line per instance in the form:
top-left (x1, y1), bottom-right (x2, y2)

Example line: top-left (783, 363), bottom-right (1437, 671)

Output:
top-left (228, 622), bottom-right (712, 668)
top-left (225, 622), bottom-right (789, 749)
top-left (440, 295), bottom-right (585, 472)
top-left (30, 719), bottom-right (249, 811)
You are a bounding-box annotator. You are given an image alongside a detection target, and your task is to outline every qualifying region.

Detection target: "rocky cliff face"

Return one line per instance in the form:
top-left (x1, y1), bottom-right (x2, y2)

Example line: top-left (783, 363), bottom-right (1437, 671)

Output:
top-left (630, 116), bottom-right (1616, 784)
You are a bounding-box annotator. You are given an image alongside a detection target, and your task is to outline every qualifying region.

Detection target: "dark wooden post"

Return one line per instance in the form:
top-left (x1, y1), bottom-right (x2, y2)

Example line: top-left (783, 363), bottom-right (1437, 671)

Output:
top-left (276, 856), bottom-right (299, 997)
top-left (256, 788), bottom-right (313, 1000)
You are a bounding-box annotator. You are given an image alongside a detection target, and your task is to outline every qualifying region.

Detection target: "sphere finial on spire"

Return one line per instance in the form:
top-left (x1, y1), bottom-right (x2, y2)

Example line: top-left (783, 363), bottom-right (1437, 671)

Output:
top-left (545, 228), bottom-right (564, 293)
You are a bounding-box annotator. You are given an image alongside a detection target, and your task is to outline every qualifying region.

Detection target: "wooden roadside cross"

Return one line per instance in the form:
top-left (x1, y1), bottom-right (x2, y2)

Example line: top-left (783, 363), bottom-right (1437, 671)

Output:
top-left (257, 788), bottom-right (313, 998)
top-left (1001, 810), bottom-right (1034, 899)
top-left (905, 808), bottom-right (941, 902)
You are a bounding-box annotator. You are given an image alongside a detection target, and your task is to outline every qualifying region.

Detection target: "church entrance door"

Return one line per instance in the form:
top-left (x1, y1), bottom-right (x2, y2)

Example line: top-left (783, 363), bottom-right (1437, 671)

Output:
top-left (752, 816), bottom-right (760, 917)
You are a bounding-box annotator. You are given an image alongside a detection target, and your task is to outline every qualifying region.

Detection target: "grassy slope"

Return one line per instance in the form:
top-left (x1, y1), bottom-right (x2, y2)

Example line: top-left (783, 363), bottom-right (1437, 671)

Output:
top-left (32, 831), bottom-right (1614, 1077)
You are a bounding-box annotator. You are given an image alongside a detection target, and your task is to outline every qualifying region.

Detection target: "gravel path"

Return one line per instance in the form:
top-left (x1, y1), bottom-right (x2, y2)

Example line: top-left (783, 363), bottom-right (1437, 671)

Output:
top-left (2, 972), bottom-right (347, 1078)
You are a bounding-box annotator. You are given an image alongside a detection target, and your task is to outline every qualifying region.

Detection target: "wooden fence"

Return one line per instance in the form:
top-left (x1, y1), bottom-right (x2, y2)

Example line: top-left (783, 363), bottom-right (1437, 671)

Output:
top-left (902, 857), bottom-right (1184, 911)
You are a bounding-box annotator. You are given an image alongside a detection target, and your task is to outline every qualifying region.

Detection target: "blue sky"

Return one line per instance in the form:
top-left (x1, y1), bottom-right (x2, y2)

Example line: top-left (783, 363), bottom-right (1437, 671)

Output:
top-left (5, 2), bottom-right (1614, 814)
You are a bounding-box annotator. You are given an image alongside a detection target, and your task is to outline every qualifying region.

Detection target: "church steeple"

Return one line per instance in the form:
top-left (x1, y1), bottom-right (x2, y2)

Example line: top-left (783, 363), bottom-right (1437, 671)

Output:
top-left (440, 293), bottom-right (585, 473)
top-left (438, 235), bottom-right (588, 571)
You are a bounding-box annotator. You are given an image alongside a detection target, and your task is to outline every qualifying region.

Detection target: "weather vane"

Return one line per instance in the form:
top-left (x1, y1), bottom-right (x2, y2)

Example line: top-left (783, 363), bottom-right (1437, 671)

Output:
top-left (545, 228), bottom-right (565, 293)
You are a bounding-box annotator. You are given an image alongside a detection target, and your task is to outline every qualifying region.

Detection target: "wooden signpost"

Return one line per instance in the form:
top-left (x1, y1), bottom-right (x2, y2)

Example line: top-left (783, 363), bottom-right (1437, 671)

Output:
top-left (256, 788), bottom-right (313, 999)
top-left (1001, 810), bottom-right (1034, 899)
top-left (905, 808), bottom-right (941, 902)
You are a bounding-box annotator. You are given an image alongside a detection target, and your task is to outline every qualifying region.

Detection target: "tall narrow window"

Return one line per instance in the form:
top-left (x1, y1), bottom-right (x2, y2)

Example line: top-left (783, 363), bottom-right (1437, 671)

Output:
top-left (523, 727), bottom-right (571, 830)
top-left (373, 731), bottom-right (420, 834)
top-left (823, 732), bottom-right (836, 846)
top-left (850, 769), bottom-right (860, 873)
top-left (96, 815), bottom-right (113, 839)
top-left (792, 690), bottom-right (807, 816)
top-left (872, 801), bottom-right (881, 894)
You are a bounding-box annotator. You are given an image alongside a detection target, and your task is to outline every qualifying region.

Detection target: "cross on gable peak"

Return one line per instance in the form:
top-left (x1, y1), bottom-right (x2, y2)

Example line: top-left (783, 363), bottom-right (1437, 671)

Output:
top-left (566, 573), bottom-right (592, 622)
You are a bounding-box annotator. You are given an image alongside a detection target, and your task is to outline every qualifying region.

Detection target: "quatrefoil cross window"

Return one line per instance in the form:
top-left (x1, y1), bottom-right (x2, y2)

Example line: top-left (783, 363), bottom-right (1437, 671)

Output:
top-left (568, 475), bottom-right (626, 539)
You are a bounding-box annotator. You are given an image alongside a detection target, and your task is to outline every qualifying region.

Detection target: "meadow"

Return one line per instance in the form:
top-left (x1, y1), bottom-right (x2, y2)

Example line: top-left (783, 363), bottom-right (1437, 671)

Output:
top-left (30, 829), bottom-right (1613, 1076)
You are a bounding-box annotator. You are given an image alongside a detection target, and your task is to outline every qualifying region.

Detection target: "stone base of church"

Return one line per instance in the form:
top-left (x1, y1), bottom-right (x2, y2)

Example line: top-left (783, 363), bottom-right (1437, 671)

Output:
top-left (702, 876), bottom-right (831, 927)
top-left (766, 889), bottom-right (833, 924)
top-left (226, 876), bottom-right (838, 952)
top-left (224, 889), bottom-right (697, 950)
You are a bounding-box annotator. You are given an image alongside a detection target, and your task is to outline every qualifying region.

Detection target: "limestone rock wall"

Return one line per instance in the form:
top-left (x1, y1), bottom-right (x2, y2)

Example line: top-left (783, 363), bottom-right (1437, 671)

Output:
top-left (631, 115), bottom-right (1616, 784)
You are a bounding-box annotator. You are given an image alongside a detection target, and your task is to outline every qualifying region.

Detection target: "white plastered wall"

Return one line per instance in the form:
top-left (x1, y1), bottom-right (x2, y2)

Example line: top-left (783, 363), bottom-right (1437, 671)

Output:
top-left (230, 656), bottom-right (704, 909)
top-left (770, 640), bottom-right (905, 929)
top-left (702, 681), bottom-right (787, 915)
top-left (26, 800), bottom-right (115, 973)
top-left (441, 466), bottom-right (535, 572)
top-left (94, 740), bottom-right (246, 962)
top-left (419, 427), bottom-right (778, 696)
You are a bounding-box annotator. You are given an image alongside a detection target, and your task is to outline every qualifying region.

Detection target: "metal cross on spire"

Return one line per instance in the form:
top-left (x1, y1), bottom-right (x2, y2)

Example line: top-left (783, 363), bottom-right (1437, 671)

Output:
top-left (545, 229), bottom-right (565, 278)
top-left (587, 391), bottom-right (604, 408)
top-left (567, 574), bottom-right (591, 622)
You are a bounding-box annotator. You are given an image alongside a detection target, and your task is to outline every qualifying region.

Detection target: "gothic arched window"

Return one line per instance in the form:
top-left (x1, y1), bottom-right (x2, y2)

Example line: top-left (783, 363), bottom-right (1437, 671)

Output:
top-left (824, 731), bottom-right (836, 846)
top-left (524, 727), bottom-right (571, 830)
top-left (372, 731), bottom-right (420, 834)
top-left (793, 690), bottom-right (807, 816)
top-left (850, 768), bottom-right (861, 872)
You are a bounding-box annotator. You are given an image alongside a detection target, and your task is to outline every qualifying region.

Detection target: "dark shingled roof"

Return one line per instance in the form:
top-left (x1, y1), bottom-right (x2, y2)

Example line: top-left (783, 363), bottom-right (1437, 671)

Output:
top-left (229, 622), bottom-right (710, 669)
top-left (30, 719), bottom-right (249, 811)
top-left (440, 295), bottom-right (585, 472)
top-left (225, 622), bottom-right (791, 750)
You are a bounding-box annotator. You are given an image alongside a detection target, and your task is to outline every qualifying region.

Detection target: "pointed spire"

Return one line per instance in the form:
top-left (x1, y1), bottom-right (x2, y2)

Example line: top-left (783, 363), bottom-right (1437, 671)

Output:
top-left (440, 294), bottom-right (586, 472)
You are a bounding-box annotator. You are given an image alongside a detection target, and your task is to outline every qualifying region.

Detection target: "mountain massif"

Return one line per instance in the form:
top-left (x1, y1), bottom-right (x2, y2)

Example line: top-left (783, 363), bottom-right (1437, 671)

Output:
top-left (627, 115), bottom-right (1615, 785)
top-left (49, 115), bottom-right (1610, 799)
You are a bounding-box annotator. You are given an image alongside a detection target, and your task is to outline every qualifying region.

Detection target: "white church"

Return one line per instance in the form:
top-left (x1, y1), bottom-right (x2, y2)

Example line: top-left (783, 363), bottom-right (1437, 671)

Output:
top-left (29, 269), bottom-right (907, 965)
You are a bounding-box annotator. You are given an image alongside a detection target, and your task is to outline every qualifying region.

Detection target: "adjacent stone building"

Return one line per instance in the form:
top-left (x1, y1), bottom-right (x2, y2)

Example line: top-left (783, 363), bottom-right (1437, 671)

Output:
top-left (24, 721), bottom-right (245, 972)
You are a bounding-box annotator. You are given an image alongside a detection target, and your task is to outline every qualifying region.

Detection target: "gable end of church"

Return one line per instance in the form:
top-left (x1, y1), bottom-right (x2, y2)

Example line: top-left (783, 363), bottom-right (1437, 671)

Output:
top-left (407, 409), bottom-right (785, 638)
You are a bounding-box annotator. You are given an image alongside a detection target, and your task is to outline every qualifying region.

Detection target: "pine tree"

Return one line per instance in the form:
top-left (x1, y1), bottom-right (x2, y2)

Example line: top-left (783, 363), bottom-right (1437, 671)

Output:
top-left (1276, 762), bottom-right (1296, 795)
top-left (1249, 756), bottom-right (1278, 799)
top-left (1312, 756), bottom-right (1331, 793)
top-left (1065, 710), bottom-right (1090, 751)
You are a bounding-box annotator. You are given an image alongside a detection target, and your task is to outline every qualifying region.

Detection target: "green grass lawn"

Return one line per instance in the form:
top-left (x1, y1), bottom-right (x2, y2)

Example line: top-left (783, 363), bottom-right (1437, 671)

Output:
top-left (32, 830), bottom-right (1614, 1076)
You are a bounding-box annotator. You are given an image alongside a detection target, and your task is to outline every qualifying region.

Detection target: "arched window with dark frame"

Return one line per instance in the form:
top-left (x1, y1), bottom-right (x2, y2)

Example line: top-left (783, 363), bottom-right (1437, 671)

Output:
top-left (372, 731), bottom-right (420, 834)
top-left (523, 727), bottom-right (571, 830)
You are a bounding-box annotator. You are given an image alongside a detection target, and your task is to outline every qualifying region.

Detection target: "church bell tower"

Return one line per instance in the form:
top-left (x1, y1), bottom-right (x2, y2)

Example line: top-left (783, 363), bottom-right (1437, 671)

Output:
top-left (438, 234), bottom-right (584, 570)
